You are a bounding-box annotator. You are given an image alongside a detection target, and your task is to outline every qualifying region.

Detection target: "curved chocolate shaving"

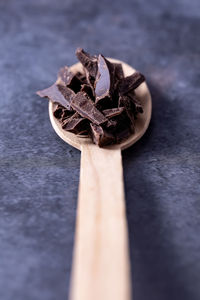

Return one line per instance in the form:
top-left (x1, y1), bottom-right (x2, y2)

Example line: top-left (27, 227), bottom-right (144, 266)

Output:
top-left (119, 72), bottom-right (145, 95)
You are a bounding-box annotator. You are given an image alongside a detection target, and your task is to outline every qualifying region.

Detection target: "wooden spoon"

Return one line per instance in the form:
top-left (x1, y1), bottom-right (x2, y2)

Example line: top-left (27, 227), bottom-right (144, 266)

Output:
top-left (49, 58), bottom-right (152, 300)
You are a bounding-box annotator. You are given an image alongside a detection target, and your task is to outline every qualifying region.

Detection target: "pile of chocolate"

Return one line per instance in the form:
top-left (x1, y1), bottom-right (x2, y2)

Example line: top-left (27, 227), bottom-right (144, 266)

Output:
top-left (37, 48), bottom-right (145, 147)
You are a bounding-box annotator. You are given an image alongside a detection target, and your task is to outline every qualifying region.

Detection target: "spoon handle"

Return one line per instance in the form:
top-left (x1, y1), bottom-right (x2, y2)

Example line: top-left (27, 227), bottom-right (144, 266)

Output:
top-left (70, 144), bottom-right (131, 300)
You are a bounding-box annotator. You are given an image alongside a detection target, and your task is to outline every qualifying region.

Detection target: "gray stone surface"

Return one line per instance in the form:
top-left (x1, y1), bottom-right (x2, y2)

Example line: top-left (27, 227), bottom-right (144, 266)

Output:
top-left (0, 0), bottom-right (200, 299)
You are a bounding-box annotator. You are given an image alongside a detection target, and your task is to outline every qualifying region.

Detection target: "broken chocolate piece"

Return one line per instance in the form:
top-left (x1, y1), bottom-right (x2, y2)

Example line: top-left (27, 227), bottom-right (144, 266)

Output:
top-left (76, 48), bottom-right (98, 96)
top-left (53, 104), bottom-right (63, 119)
top-left (81, 84), bottom-right (95, 101)
top-left (113, 63), bottom-right (124, 81)
top-left (37, 84), bottom-right (72, 110)
top-left (76, 48), bottom-right (97, 78)
top-left (113, 63), bottom-right (124, 93)
top-left (102, 107), bottom-right (125, 118)
top-left (90, 123), bottom-right (115, 147)
top-left (71, 92), bottom-right (108, 125)
top-left (119, 95), bottom-right (135, 127)
top-left (119, 72), bottom-right (145, 95)
top-left (128, 94), bottom-right (143, 113)
top-left (57, 84), bottom-right (75, 102)
top-left (62, 113), bottom-right (89, 135)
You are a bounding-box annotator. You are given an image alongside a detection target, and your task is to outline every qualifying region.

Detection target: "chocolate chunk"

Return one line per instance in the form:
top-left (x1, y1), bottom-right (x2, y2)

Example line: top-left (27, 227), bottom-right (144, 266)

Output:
top-left (53, 104), bottom-right (63, 119)
top-left (81, 84), bottom-right (95, 101)
top-left (90, 123), bottom-right (115, 147)
top-left (62, 113), bottom-right (89, 135)
top-left (113, 63), bottom-right (124, 81)
top-left (128, 94), bottom-right (143, 113)
top-left (113, 63), bottom-right (124, 93)
top-left (57, 84), bottom-right (75, 102)
top-left (37, 84), bottom-right (73, 110)
top-left (119, 72), bottom-right (145, 95)
top-left (61, 109), bottom-right (74, 121)
top-left (119, 95), bottom-right (135, 127)
top-left (102, 107), bottom-right (125, 118)
top-left (53, 104), bottom-right (74, 122)
top-left (76, 48), bottom-right (98, 97)
top-left (71, 92), bottom-right (108, 125)
top-left (76, 48), bottom-right (97, 79)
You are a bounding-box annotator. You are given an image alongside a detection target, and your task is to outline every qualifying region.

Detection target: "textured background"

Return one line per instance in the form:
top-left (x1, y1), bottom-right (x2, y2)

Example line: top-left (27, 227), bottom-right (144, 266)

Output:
top-left (0, 0), bottom-right (200, 299)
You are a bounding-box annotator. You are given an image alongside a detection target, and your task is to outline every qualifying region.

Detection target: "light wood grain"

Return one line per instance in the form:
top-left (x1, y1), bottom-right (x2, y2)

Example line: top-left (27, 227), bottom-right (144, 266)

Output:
top-left (70, 144), bottom-right (131, 300)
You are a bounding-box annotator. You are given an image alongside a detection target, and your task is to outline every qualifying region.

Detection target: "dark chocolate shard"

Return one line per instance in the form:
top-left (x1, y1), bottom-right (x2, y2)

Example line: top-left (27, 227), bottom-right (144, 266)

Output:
top-left (90, 123), bottom-right (115, 147)
top-left (53, 104), bottom-right (63, 119)
top-left (57, 84), bottom-right (75, 102)
top-left (70, 92), bottom-right (108, 125)
top-left (81, 84), bottom-right (95, 101)
top-left (62, 113), bottom-right (89, 135)
top-left (37, 84), bottom-right (73, 110)
top-left (113, 63), bottom-right (124, 81)
top-left (76, 48), bottom-right (97, 79)
top-left (113, 63), bottom-right (124, 93)
top-left (102, 107), bottom-right (125, 118)
top-left (128, 94), bottom-right (143, 113)
top-left (53, 104), bottom-right (74, 121)
top-left (119, 72), bottom-right (145, 95)
top-left (76, 48), bottom-right (98, 96)
top-left (118, 95), bottom-right (135, 128)
top-left (61, 109), bottom-right (74, 121)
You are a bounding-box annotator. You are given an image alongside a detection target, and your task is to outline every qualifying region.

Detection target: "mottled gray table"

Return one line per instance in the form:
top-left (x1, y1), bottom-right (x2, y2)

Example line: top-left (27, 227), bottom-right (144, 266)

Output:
top-left (0, 0), bottom-right (200, 299)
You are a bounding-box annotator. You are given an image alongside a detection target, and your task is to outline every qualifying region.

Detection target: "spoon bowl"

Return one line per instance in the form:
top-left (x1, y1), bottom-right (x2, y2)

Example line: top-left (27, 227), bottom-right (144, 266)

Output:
top-left (49, 58), bottom-right (152, 150)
